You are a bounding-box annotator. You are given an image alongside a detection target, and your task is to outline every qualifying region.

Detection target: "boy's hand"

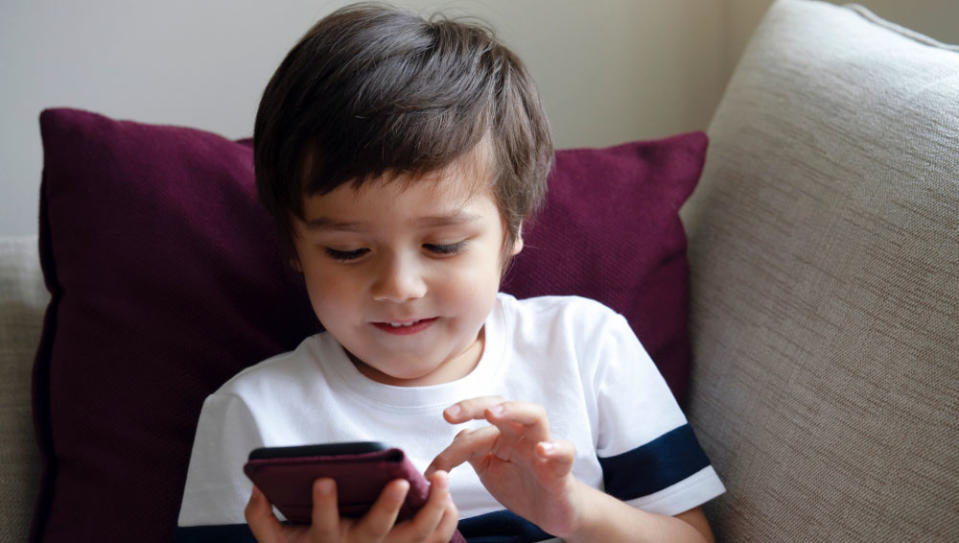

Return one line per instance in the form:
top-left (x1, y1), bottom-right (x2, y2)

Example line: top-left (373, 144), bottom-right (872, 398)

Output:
top-left (426, 396), bottom-right (586, 537)
top-left (244, 470), bottom-right (458, 543)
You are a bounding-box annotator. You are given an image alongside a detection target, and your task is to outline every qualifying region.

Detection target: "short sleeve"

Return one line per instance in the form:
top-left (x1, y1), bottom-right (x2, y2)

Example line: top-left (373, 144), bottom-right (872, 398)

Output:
top-left (591, 313), bottom-right (725, 515)
top-left (177, 392), bottom-right (265, 528)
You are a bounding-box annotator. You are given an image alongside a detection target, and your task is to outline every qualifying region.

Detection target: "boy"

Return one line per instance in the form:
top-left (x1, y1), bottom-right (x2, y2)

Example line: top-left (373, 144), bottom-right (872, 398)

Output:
top-left (177, 3), bottom-right (725, 542)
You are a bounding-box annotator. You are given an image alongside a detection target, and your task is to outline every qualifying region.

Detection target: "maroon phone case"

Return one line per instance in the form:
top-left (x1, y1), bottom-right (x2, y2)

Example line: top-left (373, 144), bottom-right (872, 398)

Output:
top-left (243, 447), bottom-right (465, 542)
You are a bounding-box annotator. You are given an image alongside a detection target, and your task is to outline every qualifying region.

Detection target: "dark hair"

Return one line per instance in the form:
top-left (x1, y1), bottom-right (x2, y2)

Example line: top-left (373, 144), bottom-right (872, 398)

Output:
top-left (253, 2), bottom-right (553, 254)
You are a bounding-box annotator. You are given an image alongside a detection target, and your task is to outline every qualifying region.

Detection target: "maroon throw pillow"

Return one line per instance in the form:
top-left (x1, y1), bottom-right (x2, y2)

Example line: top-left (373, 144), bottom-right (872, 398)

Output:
top-left (32, 108), bottom-right (705, 542)
top-left (502, 134), bottom-right (705, 404)
top-left (33, 109), bottom-right (319, 542)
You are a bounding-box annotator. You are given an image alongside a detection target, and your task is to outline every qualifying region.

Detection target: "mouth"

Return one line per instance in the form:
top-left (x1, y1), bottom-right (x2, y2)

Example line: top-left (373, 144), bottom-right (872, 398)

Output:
top-left (372, 317), bottom-right (438, 335)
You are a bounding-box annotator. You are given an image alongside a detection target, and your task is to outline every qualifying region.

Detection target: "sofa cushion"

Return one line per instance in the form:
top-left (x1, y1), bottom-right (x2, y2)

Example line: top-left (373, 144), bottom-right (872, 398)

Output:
top-left (0, 236), bottom-right (48, 543)
top-left (34, 108), bottom-right (706, 542)
top-left (681, 0), bottom-right (959, 540)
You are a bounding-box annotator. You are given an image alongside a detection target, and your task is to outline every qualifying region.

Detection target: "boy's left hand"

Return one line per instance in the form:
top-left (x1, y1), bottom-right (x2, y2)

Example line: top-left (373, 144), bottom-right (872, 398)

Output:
top-left (426, 396), bottom-right (585, 537)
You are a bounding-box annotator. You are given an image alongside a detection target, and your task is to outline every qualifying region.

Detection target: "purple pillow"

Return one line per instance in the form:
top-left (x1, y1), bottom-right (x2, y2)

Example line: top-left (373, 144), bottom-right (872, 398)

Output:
top-left (33, 109), bottom-right (318, 542)
top-left (502, 135), bottom-right (704, 404)
top-left (32, 108), bottom-right (705, 542)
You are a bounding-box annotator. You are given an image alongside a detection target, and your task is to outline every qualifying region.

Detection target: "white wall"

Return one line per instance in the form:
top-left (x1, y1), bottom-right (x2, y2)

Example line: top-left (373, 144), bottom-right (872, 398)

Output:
top-left (2, 0), bottom-right (726, 236)
top-left (2, 0), bottom-right (956, 236)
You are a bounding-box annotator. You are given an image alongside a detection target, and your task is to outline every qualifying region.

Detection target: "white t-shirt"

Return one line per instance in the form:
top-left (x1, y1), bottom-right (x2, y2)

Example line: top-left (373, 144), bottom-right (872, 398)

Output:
top-left (177, 294), bottom-right (724, 541)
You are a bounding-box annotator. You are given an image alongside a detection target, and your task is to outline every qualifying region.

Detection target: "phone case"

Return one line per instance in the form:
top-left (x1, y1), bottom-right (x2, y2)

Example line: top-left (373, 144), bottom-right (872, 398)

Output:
top-left (243, 446), bottom-right (466, 543)
top-left (248, 441), bottom-right (391, 460)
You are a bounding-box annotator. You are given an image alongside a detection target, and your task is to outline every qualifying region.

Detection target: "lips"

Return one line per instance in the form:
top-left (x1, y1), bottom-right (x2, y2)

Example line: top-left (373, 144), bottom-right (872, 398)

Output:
top-left (372, 317), bottom-right (438, 335)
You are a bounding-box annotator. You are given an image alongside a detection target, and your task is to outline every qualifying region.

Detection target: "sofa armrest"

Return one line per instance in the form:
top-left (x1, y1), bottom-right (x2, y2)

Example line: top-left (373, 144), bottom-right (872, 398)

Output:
top-left (682, 1), bottom-right (959, 540)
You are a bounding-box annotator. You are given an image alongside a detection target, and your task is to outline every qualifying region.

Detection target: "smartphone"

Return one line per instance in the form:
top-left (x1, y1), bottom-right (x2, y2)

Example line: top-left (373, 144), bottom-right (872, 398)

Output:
top-left (243, 441), bottom-right (430, 524)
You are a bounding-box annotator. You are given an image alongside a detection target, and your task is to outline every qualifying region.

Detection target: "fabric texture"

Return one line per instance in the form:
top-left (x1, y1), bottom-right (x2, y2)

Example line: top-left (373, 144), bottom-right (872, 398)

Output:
top-left (503, 134), bottom-right (705, 404)
top-left (177, 294), bottom-right (724, 539)
top-left (33, 110), bottom-right (319, 543)
top-left (0, 236), bottom-right (48, 543)
top-left (681, 0), bottom-right (959, 541)
top-left (33, 108), bottom-right (706, 542)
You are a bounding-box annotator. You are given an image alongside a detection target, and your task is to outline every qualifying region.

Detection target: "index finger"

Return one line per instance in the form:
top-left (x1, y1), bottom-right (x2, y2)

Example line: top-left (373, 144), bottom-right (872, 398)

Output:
top-left (447, 398), bottom-right (552, 444)
top-left (427, 425), bottom-right (500, 476)
top-left (443, 396), bottom-right (507, 423)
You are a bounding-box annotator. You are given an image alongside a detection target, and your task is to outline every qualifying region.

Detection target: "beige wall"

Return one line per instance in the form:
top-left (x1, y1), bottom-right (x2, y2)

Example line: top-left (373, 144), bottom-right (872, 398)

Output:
top-left (0, 0), bottom-right (955, 235)
top-left (451, 1), bottom-right (726, 148)
top-left (725, 0), bottom-right (959, 77)
top-left (2, 0), bottom-right (725, 235)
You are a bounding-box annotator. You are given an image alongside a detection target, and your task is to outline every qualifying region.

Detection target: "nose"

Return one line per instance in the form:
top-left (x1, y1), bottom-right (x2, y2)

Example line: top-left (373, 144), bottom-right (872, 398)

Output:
top-left (370, 252), bottom-right (427, 303)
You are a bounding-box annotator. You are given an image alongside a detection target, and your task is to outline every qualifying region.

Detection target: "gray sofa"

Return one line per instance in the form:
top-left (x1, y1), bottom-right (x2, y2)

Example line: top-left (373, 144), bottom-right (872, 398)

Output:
top-left (681, 1), bottom-right (958, 540)
top-left (2, 0), bottom-right (956, 541)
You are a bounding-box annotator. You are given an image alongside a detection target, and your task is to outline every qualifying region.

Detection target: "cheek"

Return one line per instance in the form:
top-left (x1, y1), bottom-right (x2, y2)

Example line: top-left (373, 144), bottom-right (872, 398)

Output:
top-left (302, 267), bottom-right (362, 315)
top-left (437, 256), bottom-right (502, 308)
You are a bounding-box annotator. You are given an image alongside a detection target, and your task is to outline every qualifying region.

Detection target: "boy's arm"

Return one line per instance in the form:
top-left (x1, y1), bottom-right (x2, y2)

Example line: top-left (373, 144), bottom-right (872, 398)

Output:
top-left (428, 397), bottom-right (715, 542)
top-left (563, 484), bottom-right (713, 543)
top-left (178, 392), bottom-right (266, 534)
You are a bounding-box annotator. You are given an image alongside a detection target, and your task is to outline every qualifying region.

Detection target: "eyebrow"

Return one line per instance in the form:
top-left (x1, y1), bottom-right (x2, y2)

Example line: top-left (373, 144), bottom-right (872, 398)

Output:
top-left (304, 212), bottom-right (483, 232)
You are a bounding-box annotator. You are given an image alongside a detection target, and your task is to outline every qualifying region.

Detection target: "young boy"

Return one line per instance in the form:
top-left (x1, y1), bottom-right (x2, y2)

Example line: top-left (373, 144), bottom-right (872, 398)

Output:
top-left (177, 3), bottom-right (724, 542)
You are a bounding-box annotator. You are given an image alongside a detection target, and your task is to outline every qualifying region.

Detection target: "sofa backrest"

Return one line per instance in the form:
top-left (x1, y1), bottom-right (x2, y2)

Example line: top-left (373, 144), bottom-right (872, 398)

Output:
top-left (682, 0), bottom-right (958, 540)
top-left (0, 235), bottom-right (47, 542)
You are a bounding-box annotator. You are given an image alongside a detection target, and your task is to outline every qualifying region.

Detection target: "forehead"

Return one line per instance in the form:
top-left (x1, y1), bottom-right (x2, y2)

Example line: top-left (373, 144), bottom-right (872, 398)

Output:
top-left (301, 157), bottom-right (498, 226)
top-left (302, 142), bottom-right (498, 219)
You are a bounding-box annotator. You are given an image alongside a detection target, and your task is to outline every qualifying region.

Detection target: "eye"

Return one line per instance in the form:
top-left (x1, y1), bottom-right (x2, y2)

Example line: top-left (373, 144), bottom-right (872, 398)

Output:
top-left (325, 248), bottom-right (369, 261)
top-left (424, 242), bottom-right (465, 256)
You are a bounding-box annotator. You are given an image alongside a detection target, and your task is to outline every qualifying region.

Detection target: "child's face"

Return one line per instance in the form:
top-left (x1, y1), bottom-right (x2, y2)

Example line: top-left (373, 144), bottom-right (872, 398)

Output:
top-left (291, 159), bottom-right (521, 387)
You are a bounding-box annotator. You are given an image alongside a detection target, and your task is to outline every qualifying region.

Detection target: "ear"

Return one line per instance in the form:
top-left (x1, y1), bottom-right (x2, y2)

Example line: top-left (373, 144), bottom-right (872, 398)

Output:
top-left (510, 224), bottom-right (524, 256)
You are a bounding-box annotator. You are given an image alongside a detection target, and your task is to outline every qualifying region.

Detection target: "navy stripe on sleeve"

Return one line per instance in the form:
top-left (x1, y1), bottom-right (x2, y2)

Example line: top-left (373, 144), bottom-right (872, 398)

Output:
top-left (598, 423), bottom-right (711, 501)
top-left (174, 524), bottom-right (257, 542)
top-left (458, 509), bottom-right (554, 542)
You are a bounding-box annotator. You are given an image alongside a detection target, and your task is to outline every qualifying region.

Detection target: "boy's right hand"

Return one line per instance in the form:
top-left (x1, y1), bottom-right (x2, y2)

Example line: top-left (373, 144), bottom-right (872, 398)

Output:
top-left (244, 470), bottom-right (458, 543)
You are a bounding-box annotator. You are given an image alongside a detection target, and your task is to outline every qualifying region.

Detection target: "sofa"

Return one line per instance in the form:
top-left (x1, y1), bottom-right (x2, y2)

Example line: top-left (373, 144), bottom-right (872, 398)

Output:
top-left (2, 0), bottom-right (956, 541)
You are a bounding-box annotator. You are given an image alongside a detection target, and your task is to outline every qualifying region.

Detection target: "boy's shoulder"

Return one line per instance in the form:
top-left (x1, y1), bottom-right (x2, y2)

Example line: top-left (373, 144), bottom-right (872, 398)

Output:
top-left (495, 293), bottom-right (630, 344)
top-left (497, 292), bottom-right (622, 321)
top-left (211, 333), bottom-right (331, 398)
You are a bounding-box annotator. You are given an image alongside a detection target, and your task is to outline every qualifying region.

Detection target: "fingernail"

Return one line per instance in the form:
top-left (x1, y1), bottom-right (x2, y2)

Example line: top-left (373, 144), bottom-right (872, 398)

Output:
top-left (539, 441), bottom-right (556, 455)
top-left (489, 404), bottom-right (505, 417)
top-left (446, 404), bottom-right (461, 417)
top-left (316, 478), bottom-right (333, 495)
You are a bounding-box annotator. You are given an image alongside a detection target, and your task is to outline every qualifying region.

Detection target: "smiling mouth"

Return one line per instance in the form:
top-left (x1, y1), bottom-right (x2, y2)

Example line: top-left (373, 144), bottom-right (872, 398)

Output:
top-left (372, 317), bottom-right (437, 335)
